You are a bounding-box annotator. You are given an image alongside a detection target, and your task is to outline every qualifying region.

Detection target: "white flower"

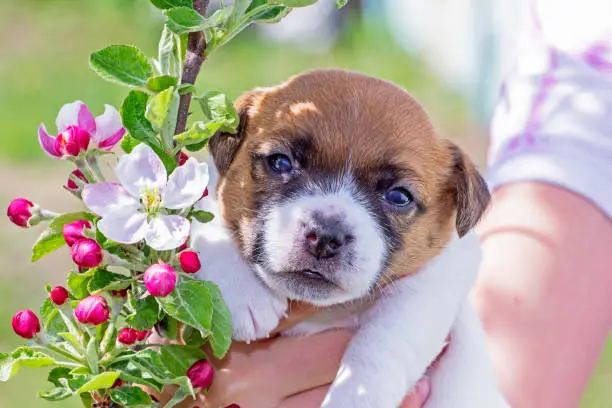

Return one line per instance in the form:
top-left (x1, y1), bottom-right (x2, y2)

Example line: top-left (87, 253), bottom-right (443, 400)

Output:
top-left (82, 144), bottom-right (208, 250)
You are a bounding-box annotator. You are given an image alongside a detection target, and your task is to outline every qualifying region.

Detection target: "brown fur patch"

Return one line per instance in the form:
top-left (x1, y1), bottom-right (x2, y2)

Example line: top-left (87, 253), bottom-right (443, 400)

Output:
top-left (209, 69), bottom-right (489, 280)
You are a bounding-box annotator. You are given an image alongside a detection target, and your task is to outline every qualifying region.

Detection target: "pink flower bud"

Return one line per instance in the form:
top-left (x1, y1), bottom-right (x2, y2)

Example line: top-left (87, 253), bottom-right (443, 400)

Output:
top-left (71, 238), bottom-right (103, 268)
top-left (12, 310), bottom-right (41, 339)
top-left (117, 328), bottom-right (137, 345)
top-left (112, 379), bottom-right (124, 388)
top-left (225, 405), bottom-right (240, 408)
top-left (186, 359), bottom-right (214, 389)
top-left (54, 125), bottom-right (90, 157)
top-left (63, 219), bottom-right (92, 247)
top-left (134, 329), bottom-right (151, 342)
top-left (179, 251), bottom-right (201, 274)
top-left (66, 169), bottom-right (89, 191)
top-left (178, 151), bottom-right (189, 166)
top-left (7, 198), bottom-right (34, 228)
top-left (75, 295), bottom-right (109, 325)
top-left (144, 263), bottom-right (177, 297)
top-left (50, 286), bottom-right (69, 306)
top-left (201, 188), bottom-right (209, 199)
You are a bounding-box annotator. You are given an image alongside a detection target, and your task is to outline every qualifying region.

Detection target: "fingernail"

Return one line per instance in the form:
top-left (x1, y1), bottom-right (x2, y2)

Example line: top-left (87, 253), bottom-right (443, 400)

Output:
top-left (415, 378), bottom-right (431, 404)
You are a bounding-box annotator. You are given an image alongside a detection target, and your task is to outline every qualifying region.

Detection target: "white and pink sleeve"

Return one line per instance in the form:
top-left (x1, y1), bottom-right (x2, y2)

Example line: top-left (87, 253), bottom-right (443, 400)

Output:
top-left (487, 0), bottom-right (612, 218)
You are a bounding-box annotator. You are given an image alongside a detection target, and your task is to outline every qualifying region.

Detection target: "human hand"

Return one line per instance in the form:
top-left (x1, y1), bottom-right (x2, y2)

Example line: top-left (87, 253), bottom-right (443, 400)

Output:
top-left (151, 301), bottom-right (431, 407)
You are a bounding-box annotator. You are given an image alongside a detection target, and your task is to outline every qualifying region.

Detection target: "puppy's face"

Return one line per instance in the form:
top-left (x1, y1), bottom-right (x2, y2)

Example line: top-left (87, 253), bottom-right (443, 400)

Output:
top-left (209, 70), bottom-right (489, 306)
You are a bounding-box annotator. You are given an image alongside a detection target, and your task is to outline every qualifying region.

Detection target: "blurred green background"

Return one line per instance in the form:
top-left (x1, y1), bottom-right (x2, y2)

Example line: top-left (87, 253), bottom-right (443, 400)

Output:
top-left (0, 1), bottom-right (609, 407)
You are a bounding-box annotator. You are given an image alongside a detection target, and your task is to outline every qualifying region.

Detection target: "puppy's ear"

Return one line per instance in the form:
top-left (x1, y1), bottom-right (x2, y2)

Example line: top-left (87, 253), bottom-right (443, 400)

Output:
top-left (444, 141), bottom-right (490, 237)
top-left (208, 91), bottom-right (258, 175)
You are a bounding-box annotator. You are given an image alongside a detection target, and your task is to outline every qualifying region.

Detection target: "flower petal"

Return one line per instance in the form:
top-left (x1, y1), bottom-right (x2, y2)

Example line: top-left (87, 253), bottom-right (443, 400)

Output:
top-left (78, 103), bottom-right (96, 136)
top-left (82, 183), bottom-right (140, 217)
top-left (162, 158), bottom-right (209, 209)
top-left (116, 144), bottom-right (167, 198)
top-left (38, 124), bottom-right (60, 158)
top-left (145, 215), bottom-right (190, 251)
top-left (56, 101), bottom-right (85, 133)
top-left (98, 210), bottom-right (147, 245)
top-left (94, 104), bottom-right (124, 145)
top-left (98, 128), bottom-right (126, 150)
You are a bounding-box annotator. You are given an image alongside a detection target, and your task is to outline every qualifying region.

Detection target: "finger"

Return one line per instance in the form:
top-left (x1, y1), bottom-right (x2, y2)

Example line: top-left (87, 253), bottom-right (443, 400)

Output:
top-left (399, 378), bottom-right (430, 408)
top-left (262, 330), bottom-right (352, 397)
top-left (271, 300), bottom-right (323, 335)
top-left (278, 385), bottom-right (329, 408)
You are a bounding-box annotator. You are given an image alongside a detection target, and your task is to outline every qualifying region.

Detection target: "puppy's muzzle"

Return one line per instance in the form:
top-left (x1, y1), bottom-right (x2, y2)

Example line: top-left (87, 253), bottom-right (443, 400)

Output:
top-left (301, 212), bottom-right (354, 260)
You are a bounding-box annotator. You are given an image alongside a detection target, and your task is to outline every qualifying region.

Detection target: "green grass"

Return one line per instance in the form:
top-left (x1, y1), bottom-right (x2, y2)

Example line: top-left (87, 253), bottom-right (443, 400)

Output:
top-left (0, 1), bottom-right (609, 407)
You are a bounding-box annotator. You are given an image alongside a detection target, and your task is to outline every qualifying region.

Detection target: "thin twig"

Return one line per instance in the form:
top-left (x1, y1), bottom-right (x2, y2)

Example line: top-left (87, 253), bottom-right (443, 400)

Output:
top-left (174, 0), bottom-right (210, 137)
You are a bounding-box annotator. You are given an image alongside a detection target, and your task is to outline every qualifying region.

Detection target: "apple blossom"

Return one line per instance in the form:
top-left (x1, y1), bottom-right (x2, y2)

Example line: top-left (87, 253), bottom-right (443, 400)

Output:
top-left (144, 263), bottom-right (177, 297)
top-left (12, 310), bottom-right (41, 339)
top-left (186, 359), bottom-right (214, 389)
top-left (65, 169), bottom-right (89, 191)
top-left (38, 101), bottom-right (126, 159)
top-left (49, 286), bottom-right (69, 306)
top-left (71, 238), bottom-right (103, 268)
top-left (82, 144), bottom-right (209, 251)
top-left (63, 219), bottom-right (92, 247)
top-left (75, 295), bottom-right (109, 325)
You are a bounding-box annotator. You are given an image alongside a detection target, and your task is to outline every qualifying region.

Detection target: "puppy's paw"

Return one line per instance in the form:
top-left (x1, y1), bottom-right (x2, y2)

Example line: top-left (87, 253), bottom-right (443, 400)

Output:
top-left (227, 284), bottom-right (288, 342)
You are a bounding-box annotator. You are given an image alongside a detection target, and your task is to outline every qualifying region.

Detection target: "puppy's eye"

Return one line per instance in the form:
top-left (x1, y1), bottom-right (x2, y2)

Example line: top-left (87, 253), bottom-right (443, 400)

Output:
top-left (384, 188), bottom-right (413, 207)
top-left (267, 154), bottom-right (293, 173)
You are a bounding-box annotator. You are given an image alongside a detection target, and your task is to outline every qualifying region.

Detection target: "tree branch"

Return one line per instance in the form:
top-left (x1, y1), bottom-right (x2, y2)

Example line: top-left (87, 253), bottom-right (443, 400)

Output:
top-left (174, 0), bottom-right (210, 137)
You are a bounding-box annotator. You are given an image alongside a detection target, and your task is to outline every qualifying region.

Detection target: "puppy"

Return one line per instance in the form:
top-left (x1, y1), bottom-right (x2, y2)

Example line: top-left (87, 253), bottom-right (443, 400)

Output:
top-left (192, 69), bottom-right (509, 407)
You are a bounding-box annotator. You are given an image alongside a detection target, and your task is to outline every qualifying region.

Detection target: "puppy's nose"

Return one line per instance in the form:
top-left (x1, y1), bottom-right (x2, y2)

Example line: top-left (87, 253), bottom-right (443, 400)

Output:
top-left (303, 219), bottom-right (352, 260)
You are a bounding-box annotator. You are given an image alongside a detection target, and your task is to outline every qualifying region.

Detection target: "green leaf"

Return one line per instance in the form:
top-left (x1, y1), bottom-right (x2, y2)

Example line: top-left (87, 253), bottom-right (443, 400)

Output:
top-left (49, 212), bottom-right (96, 230)
top-left (184, 139), bottom-right (208, 152)
top-left (31, 228), bottom-right (65, 262)
top-left (40, 298), bottom-right (68, 336)
top-left (150, 0), bottom-right (192, 9)
top-left (197, 91), bottom-right (239, 133)
top-left (48, 366), bottom-right (73, 388)
top-left (166, 7), bottom-right (205, 34)
top-left (248, 5), bottom-right (291, 24)
top-left (174, 120), bottom-right (222, 146)
top-left (90, 45), bottom-right (154, 87)
top-left (147, 75), bottom-right (178, 92)
top-left (146, 87), bottom-right (180, 146)
top-left (158, 25), bottom-right (181, 76)
top-left (158, 315), bottom-right (179, 341)
top-left (127, 295), bottom-right (159, 331)
top-left (121, 134), bottom-right (141, 154)
top-left (269, 0), bottom-right (318, 6)
top-left (227, 0), bottom-right (251, 28)
top-left (59, 332), bottom-right (83, 353)
top-left (0, 347), bottom-right (56, 381)
top-left (181, 325), bottom-right (205, 347)
top-left (121, 91), bottom-right (158, 146)
top-left (75, 371), bottom-right (120, 393)
top-left (160, 345), bottom-right (206, 377)
top-left (177, 83), bottom-right (196, 95)
top-left (110, 386), bottom-right (153, 407)
top-left (203, 281), bottom-right (233, 359)
top-left (121, 91), bottom-right (179, 174)
top-left (191, 210), bottom-right (214, 223)
top-left (80, 392), bottom-right (95, 407)
top-left (67, 269), bottom-right (95, 299)
top-left (39, 387), bottom-right (73, 401)
top-left (88, 269), bottom-right (131, 294)
top-left (164, 387), bottom-right (191, 408)
top-left (335, 0), bottom-right (348, 8)
top-left (85, 337), bottom-right (99, 375)
top-left (156, 281), bottom-right (214, 338)
top-left (116, 364), bottom-right (163, 392)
